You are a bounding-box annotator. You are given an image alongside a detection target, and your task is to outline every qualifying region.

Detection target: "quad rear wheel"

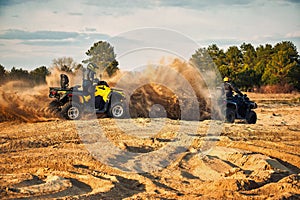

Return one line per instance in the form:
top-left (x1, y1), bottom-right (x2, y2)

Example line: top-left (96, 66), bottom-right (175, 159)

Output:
top-left (61, 102), bottom-right (82, 120)
top-left (226, 108), bottom-right (236, 123)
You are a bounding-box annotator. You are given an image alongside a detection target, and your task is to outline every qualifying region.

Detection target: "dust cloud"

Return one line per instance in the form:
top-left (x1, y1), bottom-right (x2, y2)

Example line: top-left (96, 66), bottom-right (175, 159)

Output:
top-left (0, 67), bottom-right (74, 123)
top-left (0, 81), bottom-right (55, 122)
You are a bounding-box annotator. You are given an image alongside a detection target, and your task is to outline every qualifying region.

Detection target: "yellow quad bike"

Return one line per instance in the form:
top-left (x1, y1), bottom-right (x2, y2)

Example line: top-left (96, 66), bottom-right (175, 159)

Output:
top-left (49, 74), bottom-right (127, 120)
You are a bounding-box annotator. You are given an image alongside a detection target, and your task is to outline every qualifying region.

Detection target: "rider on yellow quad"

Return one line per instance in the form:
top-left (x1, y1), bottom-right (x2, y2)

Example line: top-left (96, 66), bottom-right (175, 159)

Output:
top-left (95, 81), bottom-right (111, 111)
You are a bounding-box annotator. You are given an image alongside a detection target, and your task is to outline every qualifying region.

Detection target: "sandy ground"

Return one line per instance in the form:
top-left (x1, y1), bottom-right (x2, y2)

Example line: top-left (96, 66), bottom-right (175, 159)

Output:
top-left (0, 93), bottom-right (300, 199)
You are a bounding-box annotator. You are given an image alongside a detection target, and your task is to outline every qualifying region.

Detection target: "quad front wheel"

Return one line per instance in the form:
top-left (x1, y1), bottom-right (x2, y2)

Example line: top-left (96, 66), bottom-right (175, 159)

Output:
top-left (108, 103), bottom-right (125, 118)
top-left (246, 111), bottom-right (257, 124)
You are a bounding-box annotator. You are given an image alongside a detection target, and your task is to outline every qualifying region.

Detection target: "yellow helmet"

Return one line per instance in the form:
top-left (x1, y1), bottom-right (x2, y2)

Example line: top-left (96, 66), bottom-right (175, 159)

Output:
top-left (223, 77), bottom-right (230, 82)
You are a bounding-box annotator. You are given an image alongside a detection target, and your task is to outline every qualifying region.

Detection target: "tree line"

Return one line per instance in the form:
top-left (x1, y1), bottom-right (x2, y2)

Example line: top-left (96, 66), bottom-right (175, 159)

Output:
top-left (1, 40), bottom-right (299, 92)
top-left (191, 41), bottom-right (300, 92)
top-left (0, 65), bottom-right (50, 85)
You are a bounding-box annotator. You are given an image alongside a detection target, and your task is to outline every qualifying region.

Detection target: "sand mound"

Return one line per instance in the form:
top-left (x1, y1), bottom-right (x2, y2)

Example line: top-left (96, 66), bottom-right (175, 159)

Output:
top-left (108, 59), bottom-right (212, 120)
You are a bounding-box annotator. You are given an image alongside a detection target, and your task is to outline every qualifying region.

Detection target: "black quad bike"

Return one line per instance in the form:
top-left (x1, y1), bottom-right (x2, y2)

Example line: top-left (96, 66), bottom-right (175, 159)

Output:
top-left (224, 94), bottom-right (258, 124)
top-left (49, 74), bottom-right (126, 120)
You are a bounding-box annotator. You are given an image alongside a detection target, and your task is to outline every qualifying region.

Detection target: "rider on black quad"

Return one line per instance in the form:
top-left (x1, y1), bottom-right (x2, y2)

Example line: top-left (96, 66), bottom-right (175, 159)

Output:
top-left (223, 77), bottom-right (242, 99)
top-left (222, 77), bottom-right (257, 124)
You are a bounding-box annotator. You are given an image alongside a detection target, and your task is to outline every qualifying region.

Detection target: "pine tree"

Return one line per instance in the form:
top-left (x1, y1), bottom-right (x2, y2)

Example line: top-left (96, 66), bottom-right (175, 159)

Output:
top-left (83, 41), bottom-right (119, 76)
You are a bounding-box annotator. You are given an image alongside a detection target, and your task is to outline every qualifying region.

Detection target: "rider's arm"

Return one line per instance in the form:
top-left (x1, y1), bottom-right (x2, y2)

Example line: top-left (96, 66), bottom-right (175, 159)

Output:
top-left (233, 85), bottom-right (243, 96)
top-left (229, 83), bottom-right (242, 96)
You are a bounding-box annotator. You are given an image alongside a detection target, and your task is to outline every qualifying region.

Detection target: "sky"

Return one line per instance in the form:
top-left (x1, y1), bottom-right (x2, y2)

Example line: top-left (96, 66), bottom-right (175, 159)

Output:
top-left (0, 0), bottom-right (300, 71)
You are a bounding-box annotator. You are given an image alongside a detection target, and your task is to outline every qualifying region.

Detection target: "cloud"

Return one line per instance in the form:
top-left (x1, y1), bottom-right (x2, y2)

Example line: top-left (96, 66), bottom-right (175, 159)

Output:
top-left (68, 12), bottom-right (83, 16)
top-left (285, 31), bottom-right (300, 38)
top-left (0, 0), bottom-right (25, 7)
top-left (0, 29), bottom-right (110, 48)
top-left (80, 0), bottom-right (156, 17)
top-left (84, 0), bottom-right (154, 9)
top-left (0, 29), bottom-right (79, 40)
top-left (158, 0), bottom-right (253, 9)
top-left (0, 30), bottom-right (110, 47)
top-left (83, 0), bottom-right (253, 11)
top-left (85, 27), bottom-right (97, 32)
top-left (20, 40), bottom-right (76, 46)
top-left (286, 0), bottom-right (300, 3)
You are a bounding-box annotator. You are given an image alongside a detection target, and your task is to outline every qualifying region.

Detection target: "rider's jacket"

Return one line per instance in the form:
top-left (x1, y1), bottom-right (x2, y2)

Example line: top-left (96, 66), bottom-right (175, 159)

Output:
top-left (95, 84), bottom-right (111, 102)
top-left (224, 82), bottom-right (242, 98)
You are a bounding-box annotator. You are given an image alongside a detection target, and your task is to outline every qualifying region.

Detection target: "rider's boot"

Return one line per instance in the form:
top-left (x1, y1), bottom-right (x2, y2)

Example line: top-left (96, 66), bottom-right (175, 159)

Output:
top-left (97, 102), bottom-right (108, 113)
